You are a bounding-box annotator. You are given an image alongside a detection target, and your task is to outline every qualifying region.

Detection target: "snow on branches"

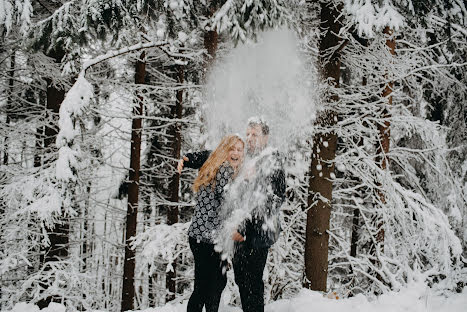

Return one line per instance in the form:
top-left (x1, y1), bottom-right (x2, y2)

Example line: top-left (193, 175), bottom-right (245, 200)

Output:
top-left (131, 222), bottom-right (190, 274)
top-left (0, 0), bottom-right (33, 35)
top-left (56, 74), bottom-right (94, 182)
top-left (344, 0), bottom-right (404, 37)
top-left (211, 0), bottom-right (290, 43)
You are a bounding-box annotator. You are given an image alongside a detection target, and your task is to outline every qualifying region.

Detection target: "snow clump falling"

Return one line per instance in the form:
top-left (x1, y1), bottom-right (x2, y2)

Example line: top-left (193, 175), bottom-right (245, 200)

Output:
top-left (204, 28), bottom-right (316, 150)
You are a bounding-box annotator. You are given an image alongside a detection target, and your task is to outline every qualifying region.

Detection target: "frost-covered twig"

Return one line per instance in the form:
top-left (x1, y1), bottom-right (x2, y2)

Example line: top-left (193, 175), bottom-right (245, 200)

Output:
top-left (82, 40), bottom-right (169, 73)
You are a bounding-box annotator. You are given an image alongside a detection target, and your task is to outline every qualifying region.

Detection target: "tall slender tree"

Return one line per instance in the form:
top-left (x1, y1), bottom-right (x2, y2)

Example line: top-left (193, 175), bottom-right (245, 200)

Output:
top-left (204, 0), bottom-right (220, 72)
top-left (165, 63), bottom-right (184, 302)
top-left (121, 51), bottom-right (146, 312)
top-left (37, 48), bottom-right (68, 310)
top-left (305, 0), bottom-right (342, 292)
top-left (370, 26), bottom-right (396, 273)
top-left (3, 52), bottom-right (15, 165)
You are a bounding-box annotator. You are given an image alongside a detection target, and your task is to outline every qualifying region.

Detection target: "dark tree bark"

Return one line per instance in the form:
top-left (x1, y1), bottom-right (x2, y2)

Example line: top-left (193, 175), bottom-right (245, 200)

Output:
top-left (3, 52), bottom-right (15, 165)
top-left (350, 74), bottom-right (368, 264)
top-left (0, 51), bottom-right (16, 309)
top-left (148, 270), bottom-right (155, 306)
top-left (165, 64), bottom-right (184, 302)
top-left (304, 0), bottom-right (342, 292)
top-left (143, 194), bottom-right (155, 306)
top-left (121, 52), bottom-right (146, 312)
top-left (35, 119), bottom-right (44, 168)
top-left (81, 182), bottom-right (92, 272)
top-left (204, 1), bottom-right (219, 75)
top-left (370, 26), bottom-right (395, 271)
top-left (37, 49), bottom-right (68, 310)
top-left (0, 52), bottom-right (14, 222)
top-left (377, 26), bottom-right (395, 174)
top-left (204, 28), bottom-right (218, 70)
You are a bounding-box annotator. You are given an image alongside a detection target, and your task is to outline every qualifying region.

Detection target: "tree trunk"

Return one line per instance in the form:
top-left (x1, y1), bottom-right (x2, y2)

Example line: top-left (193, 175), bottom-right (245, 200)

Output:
top-left (349, 74), bottom-right (368, 263)
top-left (377, 26), bottom-right (395, 172)
top-left (204, 29), bottom-right (218, 71)
top-left (143, 194), bottom-right (155, 306)
top-left (204, 2), bottom-right (219, 74)
top-left (371, 26), bottom-right (395, 269)
top-left (304, 0), bottom-right (342, 292)
top-left (37, 49), bottom-right (68, 310)
top-left (81, 182), bottom-right (91, 272)
top-left (121, 52), bottom-right (146, 312)
top-left (35, 124), bottom-right (44, 168)
top-left (0, 51), bottom-right (15, 310)
top-left (3, 52), bottom-right (15, 165)
top-left (165, 64), bottom-right (184, 302)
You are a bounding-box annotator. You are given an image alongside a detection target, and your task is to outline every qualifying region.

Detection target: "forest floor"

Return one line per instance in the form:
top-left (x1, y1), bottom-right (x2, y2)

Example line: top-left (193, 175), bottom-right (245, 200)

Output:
top-left (140, 282), bottom-right (466, 312)
top-left (5, 280), bottom-right (467, 312)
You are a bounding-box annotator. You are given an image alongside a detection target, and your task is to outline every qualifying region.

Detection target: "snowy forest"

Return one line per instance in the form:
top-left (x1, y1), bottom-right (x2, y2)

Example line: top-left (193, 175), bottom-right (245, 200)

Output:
top-left (0, 0), bottom-right (466, 311)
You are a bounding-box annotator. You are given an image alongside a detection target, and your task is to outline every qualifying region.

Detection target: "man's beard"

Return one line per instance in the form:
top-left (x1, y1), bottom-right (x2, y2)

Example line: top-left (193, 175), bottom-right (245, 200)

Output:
top-left (246, 147), bottom-right (256, 156)
top-left (247, 144), bottom-right (264, 156)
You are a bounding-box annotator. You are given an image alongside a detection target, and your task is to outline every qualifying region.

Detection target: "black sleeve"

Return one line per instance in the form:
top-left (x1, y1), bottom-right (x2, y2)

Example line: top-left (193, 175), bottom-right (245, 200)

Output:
top-left (268, 152), bottom-right (286, 208)
top-left (271, 167), bottom-right (286, 205)
top-left (184, 150), bottom-right (211, 169)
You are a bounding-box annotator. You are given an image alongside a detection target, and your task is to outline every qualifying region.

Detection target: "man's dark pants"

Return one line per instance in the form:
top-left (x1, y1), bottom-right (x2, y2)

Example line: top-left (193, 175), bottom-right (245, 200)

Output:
top-left (187, 237), bottom-right (227, 312)
top-left (233, 242), bottom-right (269, 312)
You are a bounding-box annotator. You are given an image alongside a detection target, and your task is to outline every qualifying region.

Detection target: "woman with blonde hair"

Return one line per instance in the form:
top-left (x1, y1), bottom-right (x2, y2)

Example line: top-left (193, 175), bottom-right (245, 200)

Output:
top-left (182, 134), bottom-right (244, 312)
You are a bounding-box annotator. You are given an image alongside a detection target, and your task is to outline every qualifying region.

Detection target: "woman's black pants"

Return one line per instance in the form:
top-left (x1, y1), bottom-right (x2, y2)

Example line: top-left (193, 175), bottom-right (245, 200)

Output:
top-left (187, 237), bottom-right (227, 312)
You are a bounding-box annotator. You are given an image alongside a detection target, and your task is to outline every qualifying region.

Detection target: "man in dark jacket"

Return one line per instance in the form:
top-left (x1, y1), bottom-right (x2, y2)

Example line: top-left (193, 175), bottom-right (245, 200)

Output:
top-left (231, 118), bottom-right (285, 312)
top-left (178, 118), bottom-right (285, 312)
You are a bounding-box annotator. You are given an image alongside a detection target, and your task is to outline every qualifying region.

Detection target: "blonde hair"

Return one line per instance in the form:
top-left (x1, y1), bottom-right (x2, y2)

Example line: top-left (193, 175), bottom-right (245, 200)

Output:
top-left (193, 135), bottom-right (244, 192)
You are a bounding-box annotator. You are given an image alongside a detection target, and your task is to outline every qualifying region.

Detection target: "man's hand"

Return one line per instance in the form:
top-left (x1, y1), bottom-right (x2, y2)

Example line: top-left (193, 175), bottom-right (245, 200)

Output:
top-left (232, 231), bottom-right (245, 242)
top-left (177, 156), bottom-right (189, 174)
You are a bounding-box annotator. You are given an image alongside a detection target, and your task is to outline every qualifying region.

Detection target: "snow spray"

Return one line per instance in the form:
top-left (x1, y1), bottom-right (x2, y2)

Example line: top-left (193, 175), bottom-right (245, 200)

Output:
top-left (204, 29), bottom-right (317, 257)
top-left (204, 28), bottom-right (317, 150)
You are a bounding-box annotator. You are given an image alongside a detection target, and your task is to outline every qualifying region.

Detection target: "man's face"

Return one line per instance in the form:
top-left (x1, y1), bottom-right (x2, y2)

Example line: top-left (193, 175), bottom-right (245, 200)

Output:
top-left (246, 125), bottom-right (268, 155)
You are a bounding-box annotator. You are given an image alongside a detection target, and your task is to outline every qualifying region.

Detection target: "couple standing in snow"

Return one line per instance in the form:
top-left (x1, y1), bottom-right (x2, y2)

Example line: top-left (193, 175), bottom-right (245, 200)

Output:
top-left (178, 117), bottom-right (286, 312)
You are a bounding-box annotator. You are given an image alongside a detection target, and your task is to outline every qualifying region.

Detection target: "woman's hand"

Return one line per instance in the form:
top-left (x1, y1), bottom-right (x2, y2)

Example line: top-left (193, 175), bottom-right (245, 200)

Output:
top-left (232, 231), bottom-right (245, 242)
top-left (177, 156), bottom-right (189, 174)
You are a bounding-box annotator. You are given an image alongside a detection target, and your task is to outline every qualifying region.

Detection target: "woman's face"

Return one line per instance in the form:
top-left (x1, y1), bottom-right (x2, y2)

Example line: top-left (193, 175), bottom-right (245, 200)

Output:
top-left (228, 140), bottom-right (244, 168)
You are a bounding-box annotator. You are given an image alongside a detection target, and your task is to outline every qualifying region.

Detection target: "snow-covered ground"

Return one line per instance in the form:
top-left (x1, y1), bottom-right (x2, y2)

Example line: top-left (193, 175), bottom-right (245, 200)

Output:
top-left (6, 282), bottom-right (466, 312)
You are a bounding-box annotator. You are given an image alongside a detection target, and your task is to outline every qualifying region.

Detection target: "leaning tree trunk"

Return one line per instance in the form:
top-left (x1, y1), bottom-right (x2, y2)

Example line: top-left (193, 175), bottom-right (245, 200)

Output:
top-left (165, 64), bottom-right (184, 302)
top-left (37, 49), bottom-right (68, 310)
top-left (371, 26), bottom-right (395, 273)
top-left (304, 0), bottom-right (342, 292)
top-left (121, 52), bottom-right (146, 312)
